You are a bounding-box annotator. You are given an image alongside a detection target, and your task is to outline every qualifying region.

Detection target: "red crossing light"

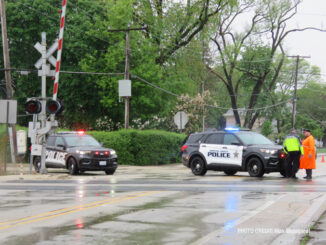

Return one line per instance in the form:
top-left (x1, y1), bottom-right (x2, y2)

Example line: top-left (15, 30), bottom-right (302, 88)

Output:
top-left (26, 100), bottom-right (42, 114)
top-left (46, 99), bottom-right (62, 114)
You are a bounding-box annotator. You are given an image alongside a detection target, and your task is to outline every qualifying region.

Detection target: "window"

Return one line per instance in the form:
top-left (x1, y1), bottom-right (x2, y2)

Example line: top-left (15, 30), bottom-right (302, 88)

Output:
top-left (186, 134), bottom-right (205, 144)
top-left (224, 134), bottom-right (240, 145)
top-left (64, 135), bottom-right (100, 147)
top-left (55, 137), bottom-right (65, 147)
top-left (46, 136), bottom-right (55, 146)
top-left (205, 133), bottom-right (223, 144)
top-left (236, 132), bottom-right (274, 145)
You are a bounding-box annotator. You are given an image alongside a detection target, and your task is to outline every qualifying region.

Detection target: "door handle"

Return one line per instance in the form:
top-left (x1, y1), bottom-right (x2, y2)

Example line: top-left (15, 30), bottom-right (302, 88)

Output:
top-left (202, 145), bottom-right (206, 147)
top-left (222, 147), bottom-right (227, 149)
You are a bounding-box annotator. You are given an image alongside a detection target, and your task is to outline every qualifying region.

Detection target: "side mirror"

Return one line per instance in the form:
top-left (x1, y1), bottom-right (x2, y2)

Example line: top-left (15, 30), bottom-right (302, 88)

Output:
top-left (57, 144), bottom-right (65, 150)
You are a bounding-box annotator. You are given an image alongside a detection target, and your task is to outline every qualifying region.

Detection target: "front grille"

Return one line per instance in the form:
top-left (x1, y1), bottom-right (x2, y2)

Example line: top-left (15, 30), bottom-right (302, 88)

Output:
top-left (93, 151), bottom-right (110, 159)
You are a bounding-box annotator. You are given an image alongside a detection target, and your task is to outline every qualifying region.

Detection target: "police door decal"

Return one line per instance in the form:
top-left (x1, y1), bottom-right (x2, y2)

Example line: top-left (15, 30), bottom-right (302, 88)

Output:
top-left (45, 150), bottom-right (67, 166)
top-left (199, 144), bottom-right (243, 165)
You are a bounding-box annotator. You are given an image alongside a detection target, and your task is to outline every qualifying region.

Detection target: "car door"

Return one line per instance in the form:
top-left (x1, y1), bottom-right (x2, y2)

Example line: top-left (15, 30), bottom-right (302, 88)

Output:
top-left (46, 136), bottom-right (67, 167)
top-left (222, 133), bottom-right (243, 166)
top-left (199, 133), bottom-right (225, 165)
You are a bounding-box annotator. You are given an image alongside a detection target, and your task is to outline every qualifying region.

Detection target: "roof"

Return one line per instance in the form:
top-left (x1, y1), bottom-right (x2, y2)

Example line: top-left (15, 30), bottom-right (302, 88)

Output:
top-left (223, 108), bottom-right (246, 117)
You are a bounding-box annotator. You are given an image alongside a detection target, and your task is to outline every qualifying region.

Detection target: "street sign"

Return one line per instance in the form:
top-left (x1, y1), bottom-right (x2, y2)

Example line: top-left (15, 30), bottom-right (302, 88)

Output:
top-left (174, 111), bottom-right (188, 130)
top-left (0, 100), bottom-right (17, 124)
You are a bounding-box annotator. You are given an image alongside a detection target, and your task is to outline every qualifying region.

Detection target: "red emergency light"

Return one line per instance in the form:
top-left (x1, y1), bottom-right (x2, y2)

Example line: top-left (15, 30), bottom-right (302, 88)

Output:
top-left (77, 130), bottom-right (85, 135)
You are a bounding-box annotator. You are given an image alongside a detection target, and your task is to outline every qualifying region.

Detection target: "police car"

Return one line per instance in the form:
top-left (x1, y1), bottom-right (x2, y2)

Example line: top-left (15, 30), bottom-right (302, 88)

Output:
top-left (181, 128), bottom-right (286, 177)
top-left (33, 131), bottom-right (118, 175)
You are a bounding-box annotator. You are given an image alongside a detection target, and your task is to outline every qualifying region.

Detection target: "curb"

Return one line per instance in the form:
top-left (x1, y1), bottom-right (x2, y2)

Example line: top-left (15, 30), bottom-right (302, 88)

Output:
top-left (271, 194), bottom-right (326, 244)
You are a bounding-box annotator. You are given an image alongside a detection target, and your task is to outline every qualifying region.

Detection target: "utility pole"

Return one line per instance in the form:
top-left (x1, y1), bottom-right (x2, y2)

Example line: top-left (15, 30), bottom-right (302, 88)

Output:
top-left (1, 0), bottom-right (17, 164)
top-left (201, 81), bottom-right (205, 132)
top-left (108, 25), bottom-right (147, 129)
top-left (287, 55), bottom-right (310, 129)
top-left (39, 32), bottom-right (48, 174)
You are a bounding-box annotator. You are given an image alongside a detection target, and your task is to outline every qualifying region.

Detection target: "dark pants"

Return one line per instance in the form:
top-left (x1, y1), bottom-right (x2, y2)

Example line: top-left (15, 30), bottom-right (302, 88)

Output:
top-left (286, 151), bottom-right (301, 178)
top-left (306, 169), bottom-right (312, 178)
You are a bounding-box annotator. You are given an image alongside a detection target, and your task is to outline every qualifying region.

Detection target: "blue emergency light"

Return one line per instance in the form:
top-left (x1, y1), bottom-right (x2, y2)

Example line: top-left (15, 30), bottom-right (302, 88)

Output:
top-left (224, 127), bottom-right (240, 132)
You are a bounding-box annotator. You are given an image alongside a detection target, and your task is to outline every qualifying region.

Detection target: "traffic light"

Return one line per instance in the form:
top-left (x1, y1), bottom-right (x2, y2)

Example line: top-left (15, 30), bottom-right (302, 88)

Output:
top-left (26, 99), bottom-right (42, 114)
top-left (46, 99), bottom-right (63, 114)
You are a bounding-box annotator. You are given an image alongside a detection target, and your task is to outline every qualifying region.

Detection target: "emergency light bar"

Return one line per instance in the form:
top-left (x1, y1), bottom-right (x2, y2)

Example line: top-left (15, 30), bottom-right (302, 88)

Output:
top-left (224, 127), bottom-right (240, 132)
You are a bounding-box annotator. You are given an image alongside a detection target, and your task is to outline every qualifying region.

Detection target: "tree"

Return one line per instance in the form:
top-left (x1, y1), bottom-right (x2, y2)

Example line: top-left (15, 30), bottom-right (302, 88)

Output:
top-left (297, 82), bottom-right (326, 146)
top-left (132, 0), bottom-right (236, 65)
top-left (205, 0), bottom-right (326, 129)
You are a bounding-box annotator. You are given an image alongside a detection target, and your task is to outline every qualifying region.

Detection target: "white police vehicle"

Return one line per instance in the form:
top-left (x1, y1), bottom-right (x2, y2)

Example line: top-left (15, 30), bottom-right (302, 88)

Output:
top-left (33, 131), bottom-right (118, 175)
top-left (181, 128), bottom-right (286, 177)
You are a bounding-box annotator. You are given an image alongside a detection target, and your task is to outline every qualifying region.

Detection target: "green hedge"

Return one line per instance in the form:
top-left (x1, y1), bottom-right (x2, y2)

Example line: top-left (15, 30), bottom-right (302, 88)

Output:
top-left (89, 129), bottom-right (186, 165)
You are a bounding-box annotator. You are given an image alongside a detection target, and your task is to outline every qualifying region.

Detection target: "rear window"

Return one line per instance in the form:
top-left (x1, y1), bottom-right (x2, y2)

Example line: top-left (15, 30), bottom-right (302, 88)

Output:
top-left (186, 134), bottom-right (205, 144)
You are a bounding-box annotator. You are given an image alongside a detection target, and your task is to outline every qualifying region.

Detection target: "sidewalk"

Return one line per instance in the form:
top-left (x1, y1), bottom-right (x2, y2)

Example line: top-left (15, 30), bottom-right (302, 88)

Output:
top-left (300, 154), bottom-right (326, 245)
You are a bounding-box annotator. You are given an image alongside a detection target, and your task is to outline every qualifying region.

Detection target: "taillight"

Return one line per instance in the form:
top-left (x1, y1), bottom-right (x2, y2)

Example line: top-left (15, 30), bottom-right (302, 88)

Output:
top-left (104, 151), bottom-right (109, 155)
top-left (181, 145), bottom-right (188, 152)
top-left (95, 151), bottom-right (99, 155)
top-left (280, 153), bottom-right (286, 159)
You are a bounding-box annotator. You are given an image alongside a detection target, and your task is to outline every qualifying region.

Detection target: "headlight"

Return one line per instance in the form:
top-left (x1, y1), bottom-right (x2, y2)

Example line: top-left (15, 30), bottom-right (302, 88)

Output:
top-left (260, 149), bottom-right (276, 154)
top-left (76, 150), bottom-right (91, 155)
top-left (110, 150), bottom-right (116, 155)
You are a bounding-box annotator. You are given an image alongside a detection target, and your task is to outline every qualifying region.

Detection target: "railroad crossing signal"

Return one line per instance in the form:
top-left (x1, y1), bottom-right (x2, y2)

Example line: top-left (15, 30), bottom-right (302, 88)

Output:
top-left (25, 99), bottom-right (42, 114)
top-left (34, 39), bottom-right (58, 69)
top-left (46, 99), bottom-right (62, 114)
top-left (25, 99), bottom-right (62, 115)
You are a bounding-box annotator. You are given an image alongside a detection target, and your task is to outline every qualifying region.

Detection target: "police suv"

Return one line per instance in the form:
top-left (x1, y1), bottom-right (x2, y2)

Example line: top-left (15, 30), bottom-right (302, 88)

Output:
top-left (181, 128), bottom-right (286, 177)
top-left (33, 131), bottom-right (118, 175)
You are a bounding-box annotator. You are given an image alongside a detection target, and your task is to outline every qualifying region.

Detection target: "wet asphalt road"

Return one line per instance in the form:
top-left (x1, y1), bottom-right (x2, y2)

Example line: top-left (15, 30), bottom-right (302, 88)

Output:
top-left (0, 163), bottom-right (326, 245)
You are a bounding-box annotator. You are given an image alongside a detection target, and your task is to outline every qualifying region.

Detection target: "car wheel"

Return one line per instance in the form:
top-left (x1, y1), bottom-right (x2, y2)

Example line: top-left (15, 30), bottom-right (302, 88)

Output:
top-left (190, 157), bottom-right (207, 176)
top-left (247, 157), bottom-right (264, 177)
top-left (224, 170), bottom-right (237, 176)
top-left (68, 158), bottom-right (78, 175)
top-left (105, 170), bottom-right (115, 175)
top-left (33, 156), bottom-right (41, 173)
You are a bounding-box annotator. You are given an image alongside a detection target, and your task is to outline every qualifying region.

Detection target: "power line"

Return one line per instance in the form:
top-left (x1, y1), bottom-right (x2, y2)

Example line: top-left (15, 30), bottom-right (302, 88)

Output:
top-left (2, 67), bottom-right (290, 112)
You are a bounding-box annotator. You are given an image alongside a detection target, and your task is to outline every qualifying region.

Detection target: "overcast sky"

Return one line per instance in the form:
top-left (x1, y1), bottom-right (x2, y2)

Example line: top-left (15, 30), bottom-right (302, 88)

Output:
top-left (286, 0), bottom-right (326, 81)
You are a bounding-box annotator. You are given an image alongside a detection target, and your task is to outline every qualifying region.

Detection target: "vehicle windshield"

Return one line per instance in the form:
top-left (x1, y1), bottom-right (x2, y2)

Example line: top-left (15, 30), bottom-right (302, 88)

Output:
top-left (65, 135), bottom-right (101, 147)
top-left (236, 132), bottom-right (274, 146)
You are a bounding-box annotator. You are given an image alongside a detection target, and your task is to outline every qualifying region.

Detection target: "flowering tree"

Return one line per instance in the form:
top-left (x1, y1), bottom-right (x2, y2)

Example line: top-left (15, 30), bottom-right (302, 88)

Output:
top-left (175, 91), bottom-right (215, 134)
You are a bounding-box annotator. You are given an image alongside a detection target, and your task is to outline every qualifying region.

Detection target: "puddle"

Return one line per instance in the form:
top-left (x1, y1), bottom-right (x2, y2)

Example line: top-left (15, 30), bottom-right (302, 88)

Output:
top-left (241, 191), bottom-right (266, 200)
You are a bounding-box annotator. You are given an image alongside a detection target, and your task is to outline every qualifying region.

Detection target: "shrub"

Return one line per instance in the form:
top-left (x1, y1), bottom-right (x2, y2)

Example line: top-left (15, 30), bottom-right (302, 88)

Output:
top-left (89, 129), bottom-right (186, 165)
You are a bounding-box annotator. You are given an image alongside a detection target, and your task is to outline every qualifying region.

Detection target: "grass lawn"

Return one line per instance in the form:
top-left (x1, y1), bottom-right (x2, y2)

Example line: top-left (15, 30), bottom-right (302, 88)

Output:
top-left (317, 148), bottom-right (326, 154)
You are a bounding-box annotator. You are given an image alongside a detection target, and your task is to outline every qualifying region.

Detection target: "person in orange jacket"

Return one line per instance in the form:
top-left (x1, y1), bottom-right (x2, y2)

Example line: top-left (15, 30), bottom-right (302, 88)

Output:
top-left (300, 129), bottom-right (316, 179)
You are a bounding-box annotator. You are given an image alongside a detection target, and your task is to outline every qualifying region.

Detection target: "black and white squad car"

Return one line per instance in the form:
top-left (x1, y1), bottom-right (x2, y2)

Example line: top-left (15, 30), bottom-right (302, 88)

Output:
top-left (181, 128), bottom-right (286, 177)
top-left (33, 131), bottom-right (118, 175)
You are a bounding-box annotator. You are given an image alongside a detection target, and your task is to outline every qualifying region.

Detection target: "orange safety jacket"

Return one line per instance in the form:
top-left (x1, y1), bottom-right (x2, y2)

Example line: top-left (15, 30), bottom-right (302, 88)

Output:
top-left (300, 135), bottom-right (316, 169)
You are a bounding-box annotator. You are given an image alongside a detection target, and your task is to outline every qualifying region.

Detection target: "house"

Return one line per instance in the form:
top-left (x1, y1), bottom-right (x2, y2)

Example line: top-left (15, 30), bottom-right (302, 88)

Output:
top-left (223, 108), bottom-right (265, 132)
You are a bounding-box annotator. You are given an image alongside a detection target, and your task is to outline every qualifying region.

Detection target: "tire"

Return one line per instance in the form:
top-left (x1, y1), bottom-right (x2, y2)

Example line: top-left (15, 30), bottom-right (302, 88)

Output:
top-left (68, 157), bottom-right (79, 175)
top-left (105, 169), bottom-right (116, 175)
top-left (33, 156), bottom-right (41, 173)
top-left (247, 157), bottom-right (264, 177)
top-left (190, 157), bottom-right (207, 176)
top-left (224, 170), bottom-right (237, 176)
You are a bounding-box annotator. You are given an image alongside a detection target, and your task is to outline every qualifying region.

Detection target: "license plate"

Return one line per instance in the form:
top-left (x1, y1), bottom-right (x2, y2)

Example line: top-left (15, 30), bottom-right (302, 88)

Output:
top-left (99, 161), bottom-right (107, 166)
